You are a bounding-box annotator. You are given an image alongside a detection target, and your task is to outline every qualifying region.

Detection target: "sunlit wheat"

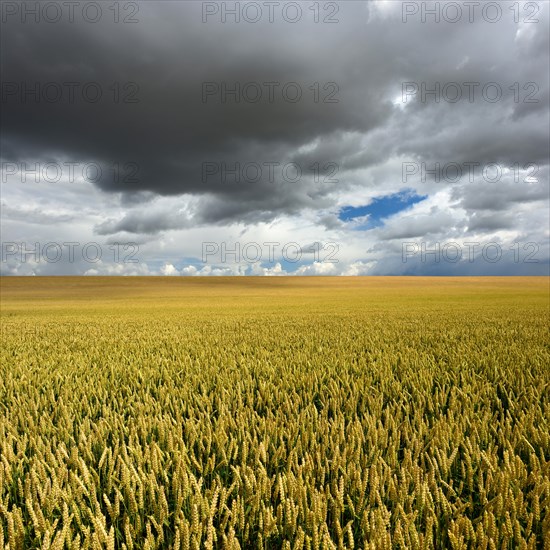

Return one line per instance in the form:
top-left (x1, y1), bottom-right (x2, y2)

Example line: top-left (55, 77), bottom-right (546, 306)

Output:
top-left (0, 277), bottom-right (548, 548)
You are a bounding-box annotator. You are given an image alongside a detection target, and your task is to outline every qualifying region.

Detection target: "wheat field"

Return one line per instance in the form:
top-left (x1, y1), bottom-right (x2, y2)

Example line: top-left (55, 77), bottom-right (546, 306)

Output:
top-left (0, 277), bottom-right (549, 549)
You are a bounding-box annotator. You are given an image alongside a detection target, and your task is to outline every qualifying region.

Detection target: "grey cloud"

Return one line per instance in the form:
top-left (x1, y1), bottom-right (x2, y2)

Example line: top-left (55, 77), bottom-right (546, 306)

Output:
top-left (453, 178), bottom-right (548, 211)
top-left (3, 1), bottom-right (547, 233)
top-left (1, 203), bottom-right (75, 224)
top-left (95, 206), bottom-right (193, 235)
top-left (466, 212), bottom-right (517, 232)
top-left (377, 207), bottom-right (462, 241)
top-left (1, 1), bottom-right (548, 274)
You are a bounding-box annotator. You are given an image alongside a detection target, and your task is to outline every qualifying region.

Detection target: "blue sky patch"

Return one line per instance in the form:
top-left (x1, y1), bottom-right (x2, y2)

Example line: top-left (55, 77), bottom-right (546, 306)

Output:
top-left (339, 189), bottom-right (427, 229)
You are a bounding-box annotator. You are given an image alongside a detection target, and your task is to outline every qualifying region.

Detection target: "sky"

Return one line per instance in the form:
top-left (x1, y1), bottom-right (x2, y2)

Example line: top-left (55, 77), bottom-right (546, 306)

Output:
top-left (1, 0), bottom-right (549, 276)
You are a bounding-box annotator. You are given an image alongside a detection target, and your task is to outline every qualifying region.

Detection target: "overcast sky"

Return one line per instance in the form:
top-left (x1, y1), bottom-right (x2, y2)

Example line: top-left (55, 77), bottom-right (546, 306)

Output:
top-left (1, 0), bottom-right (549, 276)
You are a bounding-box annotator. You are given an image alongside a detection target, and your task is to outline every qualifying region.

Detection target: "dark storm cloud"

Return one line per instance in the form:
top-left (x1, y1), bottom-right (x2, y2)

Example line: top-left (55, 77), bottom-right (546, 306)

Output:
top-left (2, 3), bottom-right (389, 197)
top-left (1, 0), bottom-right (549, 236)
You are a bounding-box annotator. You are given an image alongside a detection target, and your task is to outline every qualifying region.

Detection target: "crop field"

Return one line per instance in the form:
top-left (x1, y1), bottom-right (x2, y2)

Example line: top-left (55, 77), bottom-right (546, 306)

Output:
top-left (0, 276), bottom-right (549, 549)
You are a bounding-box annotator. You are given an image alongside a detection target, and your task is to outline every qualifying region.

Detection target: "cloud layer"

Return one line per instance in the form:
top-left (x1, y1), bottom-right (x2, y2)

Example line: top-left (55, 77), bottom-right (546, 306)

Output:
top-left (1, 1), bottom-right (549, 275)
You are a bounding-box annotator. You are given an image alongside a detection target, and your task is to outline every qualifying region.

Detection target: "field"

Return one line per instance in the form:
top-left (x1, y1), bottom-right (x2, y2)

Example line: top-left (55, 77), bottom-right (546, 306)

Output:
top-left (0, 276), bottom-right (549, 549)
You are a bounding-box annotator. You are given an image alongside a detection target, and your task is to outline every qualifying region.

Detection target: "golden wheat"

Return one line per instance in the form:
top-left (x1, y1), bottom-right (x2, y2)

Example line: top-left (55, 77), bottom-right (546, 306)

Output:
top-left (0, 277), bottom-right (548, 549)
